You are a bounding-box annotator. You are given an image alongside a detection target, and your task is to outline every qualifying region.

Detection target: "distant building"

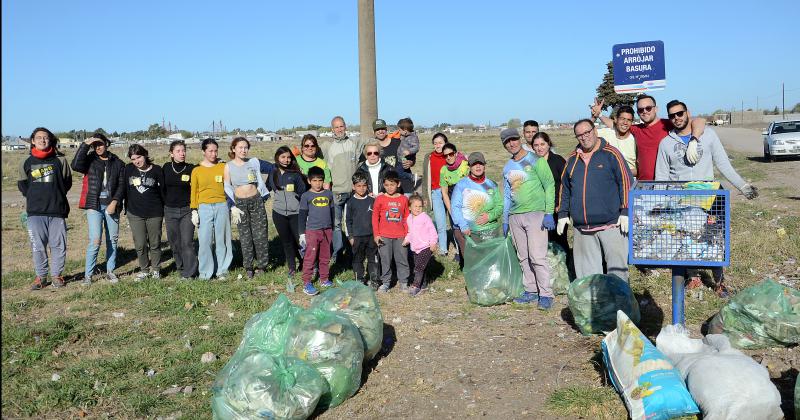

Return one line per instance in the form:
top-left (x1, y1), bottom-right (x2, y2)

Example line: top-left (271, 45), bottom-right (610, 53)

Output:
top-left (2, 137), bottom-right (27, 151)
top-left (294, 130), bottom-right (318, 140)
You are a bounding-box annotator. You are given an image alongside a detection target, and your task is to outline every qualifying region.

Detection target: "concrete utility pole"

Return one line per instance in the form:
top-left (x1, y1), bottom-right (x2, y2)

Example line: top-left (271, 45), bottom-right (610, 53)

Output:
top-left (358, 0), bottom-right (378, 140)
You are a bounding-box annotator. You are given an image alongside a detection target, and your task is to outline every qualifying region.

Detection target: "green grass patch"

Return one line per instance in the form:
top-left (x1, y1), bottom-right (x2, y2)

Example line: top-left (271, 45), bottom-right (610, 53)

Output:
top-left (546, 385), bottom-right (627, 419)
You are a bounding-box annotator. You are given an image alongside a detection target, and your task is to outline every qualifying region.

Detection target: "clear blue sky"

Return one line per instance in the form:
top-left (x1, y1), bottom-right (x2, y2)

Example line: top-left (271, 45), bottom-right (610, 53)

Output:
top-left (3, 0), bottom-right (799, 136)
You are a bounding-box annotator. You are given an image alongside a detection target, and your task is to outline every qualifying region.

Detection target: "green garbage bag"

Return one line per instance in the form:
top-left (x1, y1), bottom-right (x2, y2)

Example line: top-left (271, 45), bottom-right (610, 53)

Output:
top-left (284, 307), bottom-right (364, 410)
top-left (211, 351), bottom-right (329, 420)
top-left (567, 274), bottom-right (640, 335)
top-left (236, 294), bottom-right (302, 356)
top-left (548, 243), bottom-right (572, 296)
top-left (311, 281), bottom-right (384, 361)
top-left (464, 235), bottom-right (524, 306)
top-left (710, 278), bottom-right (800, 349)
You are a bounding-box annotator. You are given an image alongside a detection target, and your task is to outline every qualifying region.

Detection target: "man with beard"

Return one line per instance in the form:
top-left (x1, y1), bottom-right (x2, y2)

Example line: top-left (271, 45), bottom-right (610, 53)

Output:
top-left (591, 95), bottom-right (707, 181)
top-left (319, 116), bottom-right (366, 264)
top-left (655, 99), bottom-right (758, 298)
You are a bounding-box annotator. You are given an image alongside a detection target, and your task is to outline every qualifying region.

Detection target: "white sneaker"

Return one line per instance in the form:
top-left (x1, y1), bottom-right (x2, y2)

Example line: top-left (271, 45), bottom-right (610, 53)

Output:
top-left (134, 271), bottom-right (149, 282)
top-left (107, 272), bottom-right (119, 284)
top-left (150, 270), bottom-right (160, 280)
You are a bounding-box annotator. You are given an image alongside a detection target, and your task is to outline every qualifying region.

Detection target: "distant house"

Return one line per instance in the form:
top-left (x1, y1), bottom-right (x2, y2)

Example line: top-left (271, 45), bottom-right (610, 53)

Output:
top-left (2, 137), bottom-right (28, 151)
top-left (294, 130), bottom-right (319, 140)
top-left (58, 138), bottom-right (81, 149)
top-left (257, 132), bottom-right (285, 142)
top-left (168, 133), bottom-right (184, 140)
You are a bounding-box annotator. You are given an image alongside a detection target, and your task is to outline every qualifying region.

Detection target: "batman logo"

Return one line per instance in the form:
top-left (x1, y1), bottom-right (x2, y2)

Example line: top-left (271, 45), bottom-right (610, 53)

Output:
top-left (312, 196), bottom-right (330, 207)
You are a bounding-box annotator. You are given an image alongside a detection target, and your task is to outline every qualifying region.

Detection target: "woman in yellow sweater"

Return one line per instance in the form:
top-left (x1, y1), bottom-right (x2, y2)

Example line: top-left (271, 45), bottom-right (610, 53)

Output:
top-left (190, 138), bottom-right (233, 280)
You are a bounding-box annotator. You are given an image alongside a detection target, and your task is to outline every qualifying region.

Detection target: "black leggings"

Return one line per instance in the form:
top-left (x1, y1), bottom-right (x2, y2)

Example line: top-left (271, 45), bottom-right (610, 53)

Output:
top-left (272, 211), bottom-right (301, 273)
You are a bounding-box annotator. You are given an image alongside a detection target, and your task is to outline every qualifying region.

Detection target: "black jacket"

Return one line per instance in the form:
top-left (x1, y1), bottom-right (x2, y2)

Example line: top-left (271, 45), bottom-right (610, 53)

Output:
top-left (356, 160), bottom-right (393, 195)
top-left (71, 143), bottom-right (126, 212)
top-left (18, 151), bottom-right (72, 218)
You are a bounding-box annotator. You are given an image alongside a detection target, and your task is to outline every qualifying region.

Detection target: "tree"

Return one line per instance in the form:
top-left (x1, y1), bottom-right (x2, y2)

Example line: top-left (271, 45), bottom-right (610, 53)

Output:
top-left (93, 128), bottom-right (108, 136)
top-left (507, 118), bottom-right (521, 129)
top-left (792, 103), bottom-right (800, 113)
top-left (111, 131), bottom-right (119, 137)
top-left (255, 127), bottom-right (266, 134)
top-left (773, 106), bottom-right (780, 115)
top-left (596, 61), bottom-right (636, 113)
top-left (179, 130), bottom-right (193, 139)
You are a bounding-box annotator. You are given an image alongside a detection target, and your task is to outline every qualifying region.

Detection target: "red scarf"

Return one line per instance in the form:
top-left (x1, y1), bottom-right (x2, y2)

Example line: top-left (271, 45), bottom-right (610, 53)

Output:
top-left (31, 146), bottom-right (55, 159)
top-left (468, 173), bottom-right (485, 183)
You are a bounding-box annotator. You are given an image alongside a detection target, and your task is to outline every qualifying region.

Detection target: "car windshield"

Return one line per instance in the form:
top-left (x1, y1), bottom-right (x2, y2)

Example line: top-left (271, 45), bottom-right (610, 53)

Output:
top-left (771, 122), bottom-right (800, 134)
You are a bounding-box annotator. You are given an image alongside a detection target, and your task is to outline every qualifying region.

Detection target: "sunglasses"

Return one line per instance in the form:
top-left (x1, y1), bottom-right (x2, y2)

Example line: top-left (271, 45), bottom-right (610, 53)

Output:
top-left (668, 110), bottom-right (686, 119)
top-left (444, 151), bottom-right (456, 158)
top-left (365, 151), bottom-right (380, 156)
top-left (637, 105), bottom-right (655, 114)
top-left (302, 144), bottom-right (316, 148)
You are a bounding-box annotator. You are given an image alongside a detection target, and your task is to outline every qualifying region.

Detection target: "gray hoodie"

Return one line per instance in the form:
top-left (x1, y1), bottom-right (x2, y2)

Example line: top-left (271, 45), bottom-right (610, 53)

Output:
top-left (655, 127), bottom-right (746, 191)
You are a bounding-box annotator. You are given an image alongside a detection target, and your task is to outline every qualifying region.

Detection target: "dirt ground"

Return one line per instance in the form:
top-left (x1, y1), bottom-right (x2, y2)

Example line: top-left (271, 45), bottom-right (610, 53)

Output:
top-left (2, 127), bottom-right (799, 419)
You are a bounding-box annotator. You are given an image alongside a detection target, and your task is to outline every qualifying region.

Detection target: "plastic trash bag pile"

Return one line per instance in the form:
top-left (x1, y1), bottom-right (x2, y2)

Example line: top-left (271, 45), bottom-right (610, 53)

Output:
top-left (548, 242), bottom-right (572, 296)
top-left (464, 235), bottom-right (524, 306)
top-left (567, 274), bottom-right (640, 335)
top-left (709, 278), bottom-right (800, 349)
top-left (212, 284), bottom-right (383, 419)
top-left (602, 311), bottom-right (700, 420)
top-left (656, 324), bottom-right (783, 420)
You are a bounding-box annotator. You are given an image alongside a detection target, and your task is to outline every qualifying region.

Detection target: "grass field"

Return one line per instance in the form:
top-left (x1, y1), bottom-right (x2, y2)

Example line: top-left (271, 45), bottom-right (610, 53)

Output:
top-left (2, 131), bottom-right (799, 418)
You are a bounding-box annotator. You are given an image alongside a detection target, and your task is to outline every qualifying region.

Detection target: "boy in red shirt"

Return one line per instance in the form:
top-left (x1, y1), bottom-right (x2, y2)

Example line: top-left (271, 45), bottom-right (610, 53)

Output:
top-left (373, 170), bottom-right (410, 293)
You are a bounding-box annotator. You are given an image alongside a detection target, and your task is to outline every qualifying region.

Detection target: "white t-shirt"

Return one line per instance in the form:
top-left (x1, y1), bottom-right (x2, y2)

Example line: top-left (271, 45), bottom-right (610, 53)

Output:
top-left (597, 127), bottom-right (637, 172)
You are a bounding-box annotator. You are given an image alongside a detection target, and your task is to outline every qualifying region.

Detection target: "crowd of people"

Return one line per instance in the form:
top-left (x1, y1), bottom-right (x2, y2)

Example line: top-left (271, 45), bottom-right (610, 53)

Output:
top-left (17, 97), bottom-right (760, 303)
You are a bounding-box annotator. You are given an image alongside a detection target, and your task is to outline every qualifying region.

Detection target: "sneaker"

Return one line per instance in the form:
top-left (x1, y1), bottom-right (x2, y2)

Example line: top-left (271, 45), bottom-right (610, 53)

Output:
top-left (408, 286), bottom-right (422, 296)
top-left (217, 274), bottom-right (228, 281)
top-left (714, 283), bottom-right (730, 299)
top-left (399, 282), bottom-right (409, 292)
top-left (107, 272), bottom-right (119, 284)
top-left (179, 276), bottom-right (193, 281)
top-left (31, 276), bottom-right (46, 290)
top-left (150, 270), bottom-right (160, 280)
top-left (513, 291), bottom-right (539, 304)
top-left (377, 284), bottom-right (390, 293)
top-left (134, 272), bottom-right (149, 282)
top-left (81, 275), bottom-right (92, 286)
top-left (52, 276), bottom-right (66, 288)
top-left (246, 270), bottom-right (255, 279)
top-left (254, 269), bottom-right (264, 277)
top-left (320, 280), bottom-right (334, 288)
top-left (685, 276), bottom-right (702, 290)
top-left (303, 283), bottom-right (319, 296)
top-left (537, 296), bottom-right (554, 310)
top-left (368, 281), bottom-right (380, 291)
top-left (453, 254), bottom-right (462, 264)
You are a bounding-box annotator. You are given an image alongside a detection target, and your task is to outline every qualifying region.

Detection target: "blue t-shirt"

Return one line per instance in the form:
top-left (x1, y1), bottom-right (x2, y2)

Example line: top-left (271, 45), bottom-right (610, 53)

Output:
top-left (299, 189), bottom-right (334, 231)
top-left (679, 134), bottom-right (692, 145)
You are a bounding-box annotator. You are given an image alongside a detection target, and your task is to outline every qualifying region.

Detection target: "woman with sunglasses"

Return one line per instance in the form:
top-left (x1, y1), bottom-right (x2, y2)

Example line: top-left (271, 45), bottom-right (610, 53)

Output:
top-left (295, 134), bottom-right (331, 190)
top-left (422, 132), bottom-right (450, 255)
top-left (438, 142), bottom-right (469, 265)
top-left (355, 142), bottom-right (392, 195)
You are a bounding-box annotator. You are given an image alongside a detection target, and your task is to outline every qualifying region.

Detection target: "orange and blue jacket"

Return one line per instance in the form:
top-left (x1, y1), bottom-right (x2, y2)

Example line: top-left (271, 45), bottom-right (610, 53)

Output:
top-left (556, 138), bottom-right (633, 229)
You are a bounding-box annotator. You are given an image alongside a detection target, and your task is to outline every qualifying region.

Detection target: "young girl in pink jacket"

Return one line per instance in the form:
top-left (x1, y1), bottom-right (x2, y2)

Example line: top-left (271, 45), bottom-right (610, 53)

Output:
top-left (403, 194), bottom-right (439, 296)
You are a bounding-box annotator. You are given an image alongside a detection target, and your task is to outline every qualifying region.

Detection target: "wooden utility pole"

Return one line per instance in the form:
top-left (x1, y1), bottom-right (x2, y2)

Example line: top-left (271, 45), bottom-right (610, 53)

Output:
top-left (358, 0), bottom-right (378, 140)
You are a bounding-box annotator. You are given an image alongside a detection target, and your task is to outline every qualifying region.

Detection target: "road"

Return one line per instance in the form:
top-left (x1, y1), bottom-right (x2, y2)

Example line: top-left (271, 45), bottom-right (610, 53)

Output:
top-left (714, 126), bottom-right (764, 155)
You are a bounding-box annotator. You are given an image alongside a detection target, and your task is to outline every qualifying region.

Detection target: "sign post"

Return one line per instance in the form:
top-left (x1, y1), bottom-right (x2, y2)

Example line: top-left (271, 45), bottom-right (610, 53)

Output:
top-left (612, 40), bottom-right (666, 94)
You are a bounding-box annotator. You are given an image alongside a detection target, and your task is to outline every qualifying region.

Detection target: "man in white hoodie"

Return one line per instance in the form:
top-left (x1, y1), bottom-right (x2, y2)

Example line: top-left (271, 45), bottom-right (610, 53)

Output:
top-left (655, 99), bottom-right (758, 297)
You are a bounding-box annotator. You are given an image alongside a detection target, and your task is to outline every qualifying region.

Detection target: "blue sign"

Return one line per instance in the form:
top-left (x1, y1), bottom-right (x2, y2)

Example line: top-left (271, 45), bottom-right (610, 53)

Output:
top-left (612, 40), bottom-right (666, 93)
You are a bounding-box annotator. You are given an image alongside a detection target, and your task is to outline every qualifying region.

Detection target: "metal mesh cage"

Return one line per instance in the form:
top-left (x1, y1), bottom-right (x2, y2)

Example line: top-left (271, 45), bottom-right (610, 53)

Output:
top-left (628, 181), bottom-right (730, 267)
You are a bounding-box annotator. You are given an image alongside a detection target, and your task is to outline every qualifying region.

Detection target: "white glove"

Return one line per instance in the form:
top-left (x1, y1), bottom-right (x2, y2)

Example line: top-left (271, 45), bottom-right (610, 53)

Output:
top-left (230, 206), bottom-right (244, 225)
top-left (617, 215), bottom-right (629, 234)
top-left (556, 217), bottom-right (570, 235)
top-left (686, 138), bottom-right (699, 165)
top-left (191, 210), bottom-right (199, 228)
top-left (299, 234), bottom-right (306, 248)
top-left (741, 183), bottom-right (759, 200)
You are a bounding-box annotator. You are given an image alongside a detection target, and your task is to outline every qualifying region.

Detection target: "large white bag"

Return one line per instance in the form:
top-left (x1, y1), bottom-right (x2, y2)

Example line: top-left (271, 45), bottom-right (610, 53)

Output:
top-left (656, 324), bottom-right (783, 420)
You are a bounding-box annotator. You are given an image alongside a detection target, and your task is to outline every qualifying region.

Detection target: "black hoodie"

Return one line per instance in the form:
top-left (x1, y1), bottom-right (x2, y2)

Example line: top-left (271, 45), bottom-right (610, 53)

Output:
top-left (18, 148), bottom-right (72, 217)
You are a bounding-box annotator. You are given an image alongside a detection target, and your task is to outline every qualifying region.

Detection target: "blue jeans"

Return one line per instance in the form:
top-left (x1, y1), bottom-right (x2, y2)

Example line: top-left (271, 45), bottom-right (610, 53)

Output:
top-left (198, 202), bottom-right (233, 279)
top-left (85, 205), bottom-right (120, 278)
top-left (331, 192), bottom-right (349, 259)
top-left (431, 188), bottom-right (448, 253)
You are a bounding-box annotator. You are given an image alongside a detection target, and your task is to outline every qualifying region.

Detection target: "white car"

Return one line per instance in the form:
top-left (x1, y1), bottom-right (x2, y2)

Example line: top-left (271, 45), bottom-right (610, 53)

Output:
top-left (763, 120), bottom-right (800, 161)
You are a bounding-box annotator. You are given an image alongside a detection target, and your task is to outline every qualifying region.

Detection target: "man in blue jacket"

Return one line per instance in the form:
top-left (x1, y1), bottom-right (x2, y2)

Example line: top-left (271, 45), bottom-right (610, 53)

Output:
top-left (557, 119), bottom-right (633, 281)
